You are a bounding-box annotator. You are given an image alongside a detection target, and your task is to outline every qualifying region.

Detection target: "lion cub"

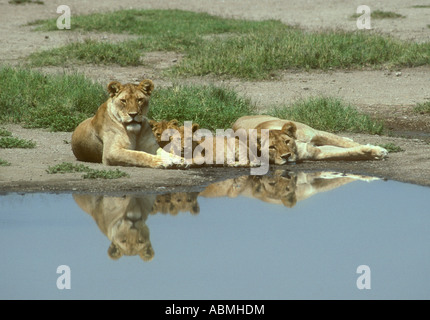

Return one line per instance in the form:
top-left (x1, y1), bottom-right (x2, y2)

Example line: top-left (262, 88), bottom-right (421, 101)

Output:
top-left (71, 80), bottom-right (188, 169)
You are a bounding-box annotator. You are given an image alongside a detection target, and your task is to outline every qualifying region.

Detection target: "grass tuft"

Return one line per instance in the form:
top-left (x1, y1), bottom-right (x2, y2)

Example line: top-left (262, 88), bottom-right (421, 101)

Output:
top-left (0, 159), bottom-right (11, 166)
top-left (351, 10), bottom-right (405, 19)
top-left (414, 101), bottom-right (430, 114)
top-left (0, 136), bottom-right (36, 148)
top-left (379, 143), bottom-right (404, 153)
top-left (0, 128), bottom-right (12, 137)
top-left (46, 162), bottom-right (129, 179)
top-left (28, 39), bottom-right (143, 67)
top-left (268, 97), bottom-right (385, 134)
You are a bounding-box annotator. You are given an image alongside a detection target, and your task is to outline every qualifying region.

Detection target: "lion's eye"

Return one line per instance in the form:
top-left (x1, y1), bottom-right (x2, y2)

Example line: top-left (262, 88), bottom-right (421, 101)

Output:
top-left (120, 99), bottom-right (126, 104)
top-left (137, 98), bottom-right (144, 104)
top-left (269, 146), bottom-right (276, 150)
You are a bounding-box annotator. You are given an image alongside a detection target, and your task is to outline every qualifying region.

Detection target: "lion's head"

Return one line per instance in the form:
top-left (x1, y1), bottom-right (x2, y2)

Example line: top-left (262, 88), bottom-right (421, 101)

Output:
top-left (259, 122), bottom-right (298, 165)
top-left (107, 79), bottom-right (154, 133)
top-left (149, 120), bottom-right (201, 156)
top-left (107, 197), bottom-right (155, 261)
top-left (73, 194), bottom-right (155, 262)
top-left (151, 192), bottom-right (200, 215)
top-left (149, 119), bottom-right (181, 148)
top-left (251, 170), bottom-right (297, 207)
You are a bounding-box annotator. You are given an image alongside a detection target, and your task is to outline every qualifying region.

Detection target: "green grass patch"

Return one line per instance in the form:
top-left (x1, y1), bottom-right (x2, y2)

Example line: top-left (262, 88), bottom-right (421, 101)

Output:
top-left (0, 128), bottom-right (12, 137)
top-left (149, 84), bottom-right (257, 130)
top-left (0, 127), bottom-right (35, 148)
top-left (0, 66), bottom-right (107, 131)
top-left (351, 10), bottom-right (405, 19)
top-left (268, 97), bottom-right (385, 134)
top-left (411, 5), bottom-right (430, 8)
top-left (379, 143), bottom-right (404, 153)
top-left (46, 162), bottom-right (129, 179)
top-left (28, 39), bottom-right (143, 67)
top-left (0, 136), bottom-right (36, 148)
top-left (27, 9), bottom-right (430, 79)
top-left (414, 101), bottom-right (430, 114)
top-left (0, 159), bottom-right (11, 166)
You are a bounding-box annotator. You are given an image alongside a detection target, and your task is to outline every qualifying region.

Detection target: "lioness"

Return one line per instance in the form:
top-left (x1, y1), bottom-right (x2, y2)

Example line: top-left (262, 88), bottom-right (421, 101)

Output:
top-left (71, 80), bottom-right (188, 168)
top-left (232, 115), bottom-right (388, 161)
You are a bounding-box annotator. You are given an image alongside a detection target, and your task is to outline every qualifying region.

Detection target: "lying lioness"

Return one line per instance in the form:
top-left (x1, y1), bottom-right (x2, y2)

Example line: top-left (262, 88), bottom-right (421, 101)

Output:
top-left (71, 80), bottom-right (188, 168)
top-left (232, 115), bottom-right (388, 161)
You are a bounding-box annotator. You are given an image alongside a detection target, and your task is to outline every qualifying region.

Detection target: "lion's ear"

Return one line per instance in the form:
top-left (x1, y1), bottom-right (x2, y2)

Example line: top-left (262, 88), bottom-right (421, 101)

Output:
top-left (281, 193), bottom-right (297, 208)
top-left (148, 119), bottom-right (158, 128)
top-left (107, 81), bottom-right (122, 98)
top-left (138, 79), bottom-right (154, 96)
top-left (108, 243), bottom-right (123, 260)
top-left (168, 119), bottom-right (179, 127)
top-left (192, 123), bottom-right (200, 133)
top-left (282, 122), bottom-right (297, 139)
top-left (139, 244), bottom-right (154, 262)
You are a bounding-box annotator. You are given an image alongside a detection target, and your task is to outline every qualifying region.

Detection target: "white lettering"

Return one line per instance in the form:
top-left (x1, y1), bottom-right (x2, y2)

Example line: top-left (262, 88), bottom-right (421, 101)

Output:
top-left (56, 265), bottom-right (71, 289)
top-left (56, 5), bottom-right (71, 30)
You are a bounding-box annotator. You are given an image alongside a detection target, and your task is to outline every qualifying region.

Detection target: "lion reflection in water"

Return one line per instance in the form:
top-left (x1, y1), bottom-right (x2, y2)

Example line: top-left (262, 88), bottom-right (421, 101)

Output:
top-left (74, 171), bottom-right (377, 261)
top-left (199, 171), bottom-right (379, 208)
top-left (73, 192), bottom-right (200, 261)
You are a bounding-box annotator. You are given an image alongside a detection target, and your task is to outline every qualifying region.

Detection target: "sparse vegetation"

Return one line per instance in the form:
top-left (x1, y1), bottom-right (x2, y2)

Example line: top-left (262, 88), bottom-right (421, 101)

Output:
top-left (46, 162), bottom-right (129, 179)
top-left (351, 10), bottom-right (405, 19)
top-left (0, 159), bottom-right (11, 166)
top-left (27, 9), bottom-right (430, 79)
top-left (411, 5), bottom-right (430, 8)
top-left (0, 127), bottom-right (12, 137)
top-left (268, 97), bottom-right (385, 135)
top-left (0, 136), bottom-right (36, 148)
top-left (414, 101), bottom-right (430, 114)
top-left (379, 143), bottom-right (404, 153)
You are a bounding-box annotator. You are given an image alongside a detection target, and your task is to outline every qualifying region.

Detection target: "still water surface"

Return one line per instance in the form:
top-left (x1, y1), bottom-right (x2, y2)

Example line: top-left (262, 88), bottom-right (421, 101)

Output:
top-left (1, 171), bottom-right (429, 299)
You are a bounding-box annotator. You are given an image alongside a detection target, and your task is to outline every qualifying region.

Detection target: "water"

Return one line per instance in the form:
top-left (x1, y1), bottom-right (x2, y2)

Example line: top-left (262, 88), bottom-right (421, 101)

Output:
top-left (1, 171), bottom-right (429, 300)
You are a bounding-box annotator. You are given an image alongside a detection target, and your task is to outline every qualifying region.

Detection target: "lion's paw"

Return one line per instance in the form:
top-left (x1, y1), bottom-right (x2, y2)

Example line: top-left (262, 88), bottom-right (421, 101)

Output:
top-left (366, 145), bottom-right (388, 160)
top-left (157, 149), bottom-right (190, 168)
top-left (372, 146), bottom-right (388, 160)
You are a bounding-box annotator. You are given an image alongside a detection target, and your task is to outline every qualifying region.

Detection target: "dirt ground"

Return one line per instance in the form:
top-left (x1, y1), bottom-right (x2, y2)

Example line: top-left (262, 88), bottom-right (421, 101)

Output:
top-left (0, 0), bottom-right (429, 193)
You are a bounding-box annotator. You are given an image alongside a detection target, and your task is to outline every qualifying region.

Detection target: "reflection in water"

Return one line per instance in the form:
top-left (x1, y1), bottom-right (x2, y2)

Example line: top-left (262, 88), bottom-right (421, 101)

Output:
top-left (73, 171), bottom-right (379, 262)
top-left (200, 170), bottom-right (380, 207)
top-left (74, 194), bottom-right (156, 261)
